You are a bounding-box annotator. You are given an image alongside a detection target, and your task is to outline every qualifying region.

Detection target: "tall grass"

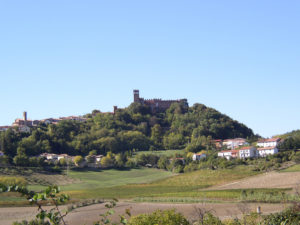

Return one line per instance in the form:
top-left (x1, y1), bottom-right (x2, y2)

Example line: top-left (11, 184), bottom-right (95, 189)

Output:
top-left (0, 176), bottom-right (27, 186)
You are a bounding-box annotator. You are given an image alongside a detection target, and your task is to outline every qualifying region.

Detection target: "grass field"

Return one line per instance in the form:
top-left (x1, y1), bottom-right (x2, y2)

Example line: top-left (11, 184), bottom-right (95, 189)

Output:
top-left (4, 165), bottom-right (295, 206)
top-left (133, 149), bottom-right (185, 157)
top-left (64, 166), bottom-right (260, 200)
top-left (28, 168), bottom-right (174, 191)
top-left (281, 163), bottom-right (300, 172)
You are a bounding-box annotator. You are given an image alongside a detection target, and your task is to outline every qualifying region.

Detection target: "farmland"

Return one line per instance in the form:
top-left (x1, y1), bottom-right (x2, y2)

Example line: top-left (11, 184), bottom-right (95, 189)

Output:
top-left (61, 165), bottom-right (260, 200)
top-left (2, 164), bottom-right (300, 206)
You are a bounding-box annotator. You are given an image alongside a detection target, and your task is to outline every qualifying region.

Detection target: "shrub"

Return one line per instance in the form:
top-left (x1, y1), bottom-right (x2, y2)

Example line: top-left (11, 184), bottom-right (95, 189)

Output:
top-left (128, 209), bottom-right (190, 225)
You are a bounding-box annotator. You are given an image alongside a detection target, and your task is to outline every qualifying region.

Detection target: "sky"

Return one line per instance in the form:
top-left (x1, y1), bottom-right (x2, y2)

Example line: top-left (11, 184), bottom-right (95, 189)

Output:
top-left (0, 0), bottom-right (299, 137)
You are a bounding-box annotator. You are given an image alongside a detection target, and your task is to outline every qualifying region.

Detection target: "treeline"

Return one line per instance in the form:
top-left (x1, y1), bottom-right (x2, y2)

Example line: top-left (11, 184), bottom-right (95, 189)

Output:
top-left (277, 130), bottom-right (300, 150)
top-left (0, 102), bottom-right (255, 159)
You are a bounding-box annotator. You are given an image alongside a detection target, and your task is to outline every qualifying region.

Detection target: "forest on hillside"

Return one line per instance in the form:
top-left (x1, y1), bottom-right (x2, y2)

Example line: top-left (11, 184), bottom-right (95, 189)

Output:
top-left (0, 102), bottom-right (255, 158)
top-left (277, 130), bottom-right (300, 150)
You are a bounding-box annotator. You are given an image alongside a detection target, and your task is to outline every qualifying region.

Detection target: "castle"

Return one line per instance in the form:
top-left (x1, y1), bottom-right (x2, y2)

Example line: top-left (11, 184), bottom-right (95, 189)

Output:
top-left (133, 90), bottom-right (188, 112)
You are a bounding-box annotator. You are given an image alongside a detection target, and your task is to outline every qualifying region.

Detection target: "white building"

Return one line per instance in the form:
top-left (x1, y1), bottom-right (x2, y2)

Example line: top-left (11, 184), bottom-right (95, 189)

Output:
top-left (0, 151), bottom-right (4, 156)
top-left (223, 138), bottom-right (249, 149)
top-left (18, 125), bottom-right (31, 133)
top-left (257, 138), bottom-right (281, 148)
top-left (257, 147), bottom-right (278, 157)
top-left (40, 153), bottom-right (59, 161)
top-left (95, 155), bottom-right (103, 162)
top-left (57, 154), bottom-right (70, 161)
top-left (0, 126), bottom-right (11, 132)
top-left (218, 150), bottom-right (239, 160)
top-left (239, 146), bottom-right (257, 159)
top-left (192, 153), bottom-right (206, 161)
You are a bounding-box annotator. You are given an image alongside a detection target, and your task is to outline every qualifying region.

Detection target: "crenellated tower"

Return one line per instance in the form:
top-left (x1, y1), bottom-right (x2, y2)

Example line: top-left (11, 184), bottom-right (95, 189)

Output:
top-left (133, 89), bottom-right (140, 102)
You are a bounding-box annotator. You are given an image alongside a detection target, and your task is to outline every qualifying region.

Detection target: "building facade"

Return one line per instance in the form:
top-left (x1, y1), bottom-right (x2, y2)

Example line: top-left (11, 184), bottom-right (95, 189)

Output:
top-left (133, 90), bottom-right (188, 112)
top-left (257, 138), bottom-right (281, 148)
top-left (239, 146), bottom-right (257, 159)
top-left (257, 147), bottom-right (278, 157)
top-left (223, 138), bottom-right (249, 149)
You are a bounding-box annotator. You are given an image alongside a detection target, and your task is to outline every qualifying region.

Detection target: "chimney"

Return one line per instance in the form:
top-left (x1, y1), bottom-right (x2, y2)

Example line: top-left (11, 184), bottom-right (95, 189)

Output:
top-left (23, 111), bottom-right (27, 121)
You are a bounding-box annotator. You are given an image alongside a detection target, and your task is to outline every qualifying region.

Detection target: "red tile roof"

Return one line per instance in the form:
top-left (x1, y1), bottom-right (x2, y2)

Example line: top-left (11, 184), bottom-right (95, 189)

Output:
top-left (258, 138), bottom-right (280, 143)
top-left (257, 147), bottom-right (277, 151)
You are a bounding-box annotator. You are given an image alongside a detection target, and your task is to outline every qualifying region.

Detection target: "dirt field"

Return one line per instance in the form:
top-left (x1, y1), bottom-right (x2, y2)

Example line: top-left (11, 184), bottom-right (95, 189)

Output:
top-left (207, 171), bottom-right (300, 190)
top-left (0, 202), bottom-right (289, 225)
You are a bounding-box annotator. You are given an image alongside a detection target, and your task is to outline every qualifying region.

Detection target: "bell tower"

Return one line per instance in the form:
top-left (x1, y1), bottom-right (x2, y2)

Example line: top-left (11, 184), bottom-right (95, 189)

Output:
top-left (23, 111), bottom-right (27, 121)
top-left (133, 89), bottom-right (140, 103)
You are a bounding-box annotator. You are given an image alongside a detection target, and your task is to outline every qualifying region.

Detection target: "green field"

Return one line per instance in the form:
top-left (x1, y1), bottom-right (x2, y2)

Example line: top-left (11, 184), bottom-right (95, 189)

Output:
top-left (3, 165), bottom-right (295, 205)
top-left (133, 149), bottom-right (185, 157)
top-left (28, 168), bottom-right (174, 191)
top-left (0, 166), bottom-right (293, 206)
top-left (63, 166), bottom-right (259, 200)
top-left (281, 163), bottom-right (300, 172)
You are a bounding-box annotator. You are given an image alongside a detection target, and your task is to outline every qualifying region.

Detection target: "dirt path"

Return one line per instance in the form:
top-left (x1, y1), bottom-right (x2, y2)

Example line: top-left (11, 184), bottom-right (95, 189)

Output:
top-left (0, 202), bottom-right (288, 225)
top-left (0, 205), bottom-right (68, 225)
top-left (65, 202), bottom-right (288, 224)
top-left (208, 171), bottom-right (300, 190)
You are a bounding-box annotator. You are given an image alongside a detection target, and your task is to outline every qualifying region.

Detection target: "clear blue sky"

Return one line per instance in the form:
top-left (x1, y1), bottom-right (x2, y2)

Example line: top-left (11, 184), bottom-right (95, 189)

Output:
top-left (0, 1), bottom-right (299, 137)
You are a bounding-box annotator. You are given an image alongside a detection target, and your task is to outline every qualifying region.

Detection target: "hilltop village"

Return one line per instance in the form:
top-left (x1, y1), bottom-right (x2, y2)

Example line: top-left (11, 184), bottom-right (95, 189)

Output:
top-left (0, 90), bottom-right (286, 168)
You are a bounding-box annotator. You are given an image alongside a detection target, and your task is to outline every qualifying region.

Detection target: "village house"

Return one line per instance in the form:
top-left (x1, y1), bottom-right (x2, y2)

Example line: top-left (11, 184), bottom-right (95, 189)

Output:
top-left (59, 116), bottom-right (87, 122)
top-left (18, 125), bottom-right (31, 133)
top-left (257, 138), bottom-right (281, 148)
top-left (41, 118), bottom-right (61, 125)
top-left (212, 139), bottom-right (223, 149)
top-left (257, 147), bottom-right (278, 157)
top-left (192, 153), bottom-right (207, 161)
top-left (40, 153), bottom-right (59, 161)
top-left (218, 149), bottom-right (239, 160)
top-left (95, 155), bottom-right (103, 162)
top-left (57, 154), bottom-right (71, 161)
top-left (0, 126), bottom-right (12, 132)
top-left (238, 146), bottom-right (257, 159)
top-left (222, 138), bottom-right (248, 149)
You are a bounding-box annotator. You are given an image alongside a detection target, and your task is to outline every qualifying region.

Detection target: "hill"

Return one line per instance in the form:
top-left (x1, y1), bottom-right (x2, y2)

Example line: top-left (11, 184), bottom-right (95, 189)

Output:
top-left (0, 102), bottom-right (255, 157)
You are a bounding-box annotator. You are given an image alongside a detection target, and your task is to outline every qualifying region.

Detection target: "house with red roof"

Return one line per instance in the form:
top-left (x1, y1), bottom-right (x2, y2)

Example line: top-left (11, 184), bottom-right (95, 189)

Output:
top-left (257, 138), bottom-right (281, 148)
top-left (218, 149), bottom-right (239, 160)
top-left (222, 138), bottom-right (248, 149)
top-left (239, 146), bottom-right (257, 159)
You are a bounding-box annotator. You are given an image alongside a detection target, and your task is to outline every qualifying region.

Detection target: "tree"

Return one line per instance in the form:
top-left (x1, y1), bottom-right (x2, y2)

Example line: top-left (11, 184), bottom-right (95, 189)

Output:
top-left (13, 147), bottom-right (29, 167)
top-left (100, 155), bottom-right (115, 168)
top-left (157, 156), bottom-right (169, 170)
top-left (73, 155), bottom-right (84, 166)
top-left (151, 124), bottom-right (163, 147)
top-left (115, 153), bottom-right (127, 168)
top-left (59, 158), bottom-right (67, 166)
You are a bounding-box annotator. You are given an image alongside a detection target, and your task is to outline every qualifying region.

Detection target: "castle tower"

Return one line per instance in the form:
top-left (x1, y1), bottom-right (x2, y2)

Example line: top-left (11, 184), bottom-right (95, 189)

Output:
top-left (113, 106), bottom-right (118, 114)
top-left (23, 111), bottom-right (27, 121)
top-left (133, 90), bottom-right (140, 102)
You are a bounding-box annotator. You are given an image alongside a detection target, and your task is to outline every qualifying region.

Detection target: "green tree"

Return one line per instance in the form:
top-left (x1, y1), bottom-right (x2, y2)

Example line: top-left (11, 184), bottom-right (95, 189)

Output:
top-left (151, 124), bottom-right (163, 147)
top-left (157, 156), bottom-right (169, 170)
top-left (73, 155), bottom-right (84, 166)
top-left (13, 147), bottom-right (29, 166)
